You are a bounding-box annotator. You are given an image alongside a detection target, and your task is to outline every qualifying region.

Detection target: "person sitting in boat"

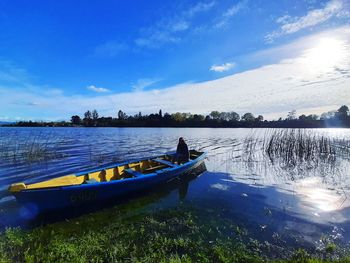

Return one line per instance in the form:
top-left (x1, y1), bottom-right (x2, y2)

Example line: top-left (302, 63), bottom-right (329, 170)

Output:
top-left (176, 137), bottom-right (189, 164)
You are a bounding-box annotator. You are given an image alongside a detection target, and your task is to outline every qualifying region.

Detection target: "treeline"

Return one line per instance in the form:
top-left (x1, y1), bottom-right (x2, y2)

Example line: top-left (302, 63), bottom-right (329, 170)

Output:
top-left (8, 105), bottom-right (350, 128)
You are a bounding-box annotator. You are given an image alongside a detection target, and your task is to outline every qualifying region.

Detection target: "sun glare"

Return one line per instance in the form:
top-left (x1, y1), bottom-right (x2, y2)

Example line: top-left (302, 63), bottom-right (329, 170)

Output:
top-left (302, 38), bottom-right (345, 73)
top-left (295, 177), bottom-right (348, 213)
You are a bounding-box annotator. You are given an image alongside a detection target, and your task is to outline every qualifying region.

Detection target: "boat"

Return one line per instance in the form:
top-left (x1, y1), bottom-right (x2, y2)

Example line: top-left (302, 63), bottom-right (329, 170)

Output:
top-left (9, 150), bottom-right (206, 212)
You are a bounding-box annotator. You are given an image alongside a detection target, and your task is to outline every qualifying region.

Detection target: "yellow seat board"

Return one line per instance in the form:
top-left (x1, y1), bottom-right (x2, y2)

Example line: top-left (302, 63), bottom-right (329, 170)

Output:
top-left (88, 171), bottom-right (105, 182)
top-left (26, 175), bottom-right (82, 190)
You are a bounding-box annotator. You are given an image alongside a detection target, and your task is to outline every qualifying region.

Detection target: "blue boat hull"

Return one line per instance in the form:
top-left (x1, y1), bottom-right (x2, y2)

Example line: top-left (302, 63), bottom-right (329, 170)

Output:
top-left (13, 153), bottom-right (206, 213)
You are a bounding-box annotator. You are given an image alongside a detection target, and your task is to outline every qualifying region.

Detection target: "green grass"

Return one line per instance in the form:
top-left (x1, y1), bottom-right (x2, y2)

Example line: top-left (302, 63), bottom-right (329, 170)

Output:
top-left (0, 207), bottom-right (259, 263)
top-left (0, 205), bottom-right (349, 263)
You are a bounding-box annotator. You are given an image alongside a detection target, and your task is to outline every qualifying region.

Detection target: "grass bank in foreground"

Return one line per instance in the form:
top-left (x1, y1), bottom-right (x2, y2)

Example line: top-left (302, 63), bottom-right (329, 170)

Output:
top-left (0, 205), bottom-right (349, 263)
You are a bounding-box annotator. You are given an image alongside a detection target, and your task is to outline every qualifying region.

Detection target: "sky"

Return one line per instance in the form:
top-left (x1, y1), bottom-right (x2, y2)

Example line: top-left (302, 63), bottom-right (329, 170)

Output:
top-left (0, 0), bottom-right (349, 121)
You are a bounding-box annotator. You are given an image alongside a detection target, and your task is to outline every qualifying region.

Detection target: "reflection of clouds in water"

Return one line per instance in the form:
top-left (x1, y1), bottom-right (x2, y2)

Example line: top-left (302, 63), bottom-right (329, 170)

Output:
top-left (1, 127), bottom-right (350, 253)
top-left (202, 128), bottom-right (350, 231)
top-left (196, 171), bottom-right (349, 249)
top-left (284, 220), bottom-right (323, 245)
top-left (205, 129), bottom-right (350, 191)
top-left (294, 177), bottom-right (349, 217)
top-left (210, 183), bottom-right (229, 191)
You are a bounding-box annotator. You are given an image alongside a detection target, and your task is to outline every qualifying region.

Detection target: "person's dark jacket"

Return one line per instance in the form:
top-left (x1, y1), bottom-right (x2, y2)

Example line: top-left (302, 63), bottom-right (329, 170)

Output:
top-left (176, 142), bottom-right (189, 161)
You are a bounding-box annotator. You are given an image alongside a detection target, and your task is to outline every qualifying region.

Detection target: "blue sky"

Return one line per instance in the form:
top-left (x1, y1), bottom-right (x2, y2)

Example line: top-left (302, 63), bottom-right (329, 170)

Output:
top-left (0, 0), bottom-right (349, 120)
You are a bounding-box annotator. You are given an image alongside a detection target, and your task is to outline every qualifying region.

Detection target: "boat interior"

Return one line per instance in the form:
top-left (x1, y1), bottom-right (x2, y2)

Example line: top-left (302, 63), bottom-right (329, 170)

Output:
top-left (9, 150), bottom-right (204, 192)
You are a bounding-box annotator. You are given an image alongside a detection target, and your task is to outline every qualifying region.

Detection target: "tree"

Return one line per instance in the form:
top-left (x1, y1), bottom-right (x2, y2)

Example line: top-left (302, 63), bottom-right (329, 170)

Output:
top-left (83, 110), bottom-right (92, 126)
top-left (118, 110), bottom-right (127, 120)
top-left (90, 110), bottom-right (98, 126)
top-left (218, 112), bottom-right (239, 121)
top-left (256, 115), bottom-right (264, 122)
top-left (71, 115), bottom-right (81, 125)
top-left (148, 113), bottom-right (158, 120)
top-left (163, 113), bottom-right (172, 120)
top-left (287, 110), bottom-right (296, 120)
top-left (241, 113), bottom-right (255, 122)
top-left (336, 105), bottom-right (349, 120)
top-left (298, 114), bottom-right (307, 121)
top-left (320, 111), bottom-right (335, 120)
top-left (338, 105), bottom-right (349, 115)
top-left (217, 112), bottom-right (226, 121)
top-left (306, 114), bottom-right (318, 121)
top-left (172, 112), bottom-right (185, 122)
top-left (84, 110), bottom-right (92, 120)
top-left (92, 109), bottom-right (99, 120)
top-left (193, 114), bottom-right (205, 122)
top-left (298, 114), bottom-right (318, 121)
top-left (228, 112), bottom-right (240, 122)
top-left (134, 112), bottom-right (142, 119)
top-left (159, 109), bottom-right (162, 118)
top-left (209, 111), bottom-right (220, 120)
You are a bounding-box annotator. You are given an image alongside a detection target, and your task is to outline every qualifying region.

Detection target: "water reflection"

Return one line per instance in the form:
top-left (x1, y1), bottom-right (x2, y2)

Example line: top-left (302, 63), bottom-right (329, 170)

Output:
top-left (185, 171), bottom-right (350, 251)
top-left (0, 127), bottom-right (349, 253)
top-left (295, 177), bottom-right (347, 213)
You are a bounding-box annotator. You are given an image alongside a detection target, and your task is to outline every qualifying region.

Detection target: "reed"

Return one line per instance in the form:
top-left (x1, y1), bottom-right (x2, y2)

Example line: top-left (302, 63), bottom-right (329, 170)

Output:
top-left (0, 131), bottom-right (64, 164)
top-left (264, 129), bottom-right (350, 165)
top-left (241, 129), bottom-right (350, 167)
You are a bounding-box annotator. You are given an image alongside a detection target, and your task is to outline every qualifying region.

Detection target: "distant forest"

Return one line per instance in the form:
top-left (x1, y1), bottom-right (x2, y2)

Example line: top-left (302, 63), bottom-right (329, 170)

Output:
top-left (5, 105), bottom-right (350, 128)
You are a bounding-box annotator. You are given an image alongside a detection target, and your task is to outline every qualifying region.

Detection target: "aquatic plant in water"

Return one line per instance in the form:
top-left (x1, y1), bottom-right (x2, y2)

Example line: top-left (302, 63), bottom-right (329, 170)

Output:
top-left (0, 131), bottom-right (65, 164)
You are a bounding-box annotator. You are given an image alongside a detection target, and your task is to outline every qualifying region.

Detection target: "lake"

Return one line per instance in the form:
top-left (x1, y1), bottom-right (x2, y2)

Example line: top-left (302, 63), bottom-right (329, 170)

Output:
top-left (0, 127), bottom-right (349, 258)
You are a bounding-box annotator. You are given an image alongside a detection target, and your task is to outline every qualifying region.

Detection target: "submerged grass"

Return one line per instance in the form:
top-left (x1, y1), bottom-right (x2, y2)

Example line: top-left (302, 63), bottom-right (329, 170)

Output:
top-left (0, 205), bottom-right (349, 263)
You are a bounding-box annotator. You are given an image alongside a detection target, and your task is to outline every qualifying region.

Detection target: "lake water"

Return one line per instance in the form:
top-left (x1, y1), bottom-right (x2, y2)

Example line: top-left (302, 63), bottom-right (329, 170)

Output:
top-left (0, 127), bottom-right (349, 256)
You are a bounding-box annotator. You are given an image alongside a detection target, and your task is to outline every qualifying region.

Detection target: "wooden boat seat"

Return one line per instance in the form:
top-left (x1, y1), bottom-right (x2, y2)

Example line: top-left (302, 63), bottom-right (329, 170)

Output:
top-left (143, 165), bottom-right (165, 173)
top-left (85, 179), bottom-right (98, 184)
top-left (25, 175), bottom-right (82, 190)
top-left (124, 169), bottom-right (143, 178)
top-left (153, 158), bottom-right (179, 167)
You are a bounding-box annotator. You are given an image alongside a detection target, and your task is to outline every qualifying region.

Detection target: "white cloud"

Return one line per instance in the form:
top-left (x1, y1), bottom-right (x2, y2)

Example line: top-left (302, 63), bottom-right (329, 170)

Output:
top-left (1, 27), bottom-right (350, 121)
top-left (266, 0), bottom-right (349, 42)
top-left (94, 41), bottom-right (127, 57)
top-left (214, 0), bottom-right (247, 28)
top-left (172, 21), bottom-right (190, 32)
top-left (45, 89), bottom-right (63, 96)
top-left (281, 0), bottom-right (343, 34)
top-left (224, 1), bottom-right (247, 17)
top-left (184, 1), bottom-right (215, 17)
top-left (210, 62), bottom-right (235, 72)
top-left (0, 60), bottom-right (31, 84)
top-left (135, 1), bottom-right (215, 48)
top-left (87, 85), bottom-right (110, 93)
top-left (11, 101), bottom-right (40, 106)
top-left (135, 32), bottom-right (180, 49)
top-left (131, 78), bottom-right (159, 92)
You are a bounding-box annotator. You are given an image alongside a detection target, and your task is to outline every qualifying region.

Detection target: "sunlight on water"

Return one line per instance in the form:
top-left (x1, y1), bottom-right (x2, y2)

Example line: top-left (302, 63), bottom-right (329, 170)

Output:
top-left (295, 177), bottom-right (349, 214)
top-left (319, 128), bottom-right (350, 138)
top-left (0, 127), bottom-right (349, 253)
